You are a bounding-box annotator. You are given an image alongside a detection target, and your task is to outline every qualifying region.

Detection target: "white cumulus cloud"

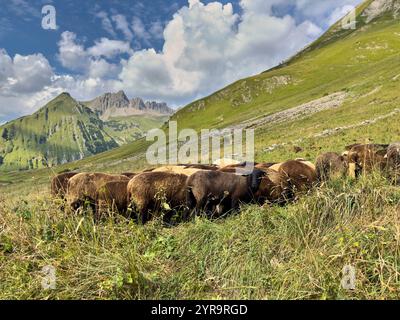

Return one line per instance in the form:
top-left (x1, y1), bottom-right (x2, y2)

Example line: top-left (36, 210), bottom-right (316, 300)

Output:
top-left (118, 0), bottom-right (323, 105)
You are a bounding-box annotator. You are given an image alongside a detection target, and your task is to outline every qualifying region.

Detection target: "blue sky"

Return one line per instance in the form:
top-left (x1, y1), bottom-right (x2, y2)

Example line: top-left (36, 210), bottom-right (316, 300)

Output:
top-left (0, 0), bottom-right (362, 123)
top-left (2, 0), bottom-right (242, 74)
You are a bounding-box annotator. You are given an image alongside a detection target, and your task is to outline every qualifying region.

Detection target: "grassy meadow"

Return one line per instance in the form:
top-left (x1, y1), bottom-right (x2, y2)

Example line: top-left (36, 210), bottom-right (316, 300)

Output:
top-left (1, 173), bottom-right (400, 299)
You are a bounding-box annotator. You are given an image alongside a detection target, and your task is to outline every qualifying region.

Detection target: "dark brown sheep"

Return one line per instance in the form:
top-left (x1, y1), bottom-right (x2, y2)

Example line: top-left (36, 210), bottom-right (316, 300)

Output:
top-left (66, 173), bottom-right (129, 212)
top-left (386, 143), bottom-right (400, 168)
top-left (254, 169), bottom-right (292, 205)
top-left (51, 172), bottom-right (78, 199)
top-left (346, 144), bottom-right (388, 177)
top-left (316, 152), bottom-right (348, 182)
top-left (127, 172), bottom-right (188, 224)
top-left (385, 143), bottom-right (400, 184)
top-left (95, 180), bottom-right (130, 220)
top-left (273, 160), bottom-right (317, 195)
top-left (186, 169), bottom-right (265, 218)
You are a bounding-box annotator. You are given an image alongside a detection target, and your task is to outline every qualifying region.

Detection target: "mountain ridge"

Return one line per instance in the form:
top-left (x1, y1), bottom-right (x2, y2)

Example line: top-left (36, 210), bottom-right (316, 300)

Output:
top-left (84, 90), bottom-right (173, 120)
top-left (0, 92), bottom-right (170, 171)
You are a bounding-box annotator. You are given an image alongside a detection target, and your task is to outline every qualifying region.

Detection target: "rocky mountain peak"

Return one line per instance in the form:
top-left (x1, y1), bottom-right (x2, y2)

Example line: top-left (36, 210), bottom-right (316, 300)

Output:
top-left (362, 0), bottom-right (400, 22)
top-left (130, 97), bottom-right (146, 110)
top-left (87, 90), bottom-right (130, 115)
top-left (144, 101), bottom-right (173, 115)
top-left (85, 91), bottom-right (173, 119)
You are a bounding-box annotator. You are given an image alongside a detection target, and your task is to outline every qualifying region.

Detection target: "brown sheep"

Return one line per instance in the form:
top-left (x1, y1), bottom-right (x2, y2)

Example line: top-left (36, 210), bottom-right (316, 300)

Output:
top-left (385, 143), bottom-right (400, 168)
top-left (66, 173), bottom-right (129, 212)
top-left (186, 169), bottom-right (265, 218)
top-left (254, 169), bottom-right (292, 205)
top-left (273, 160), bottom-right (317, 195)
top-left (127, 172), bottom-right (188, 224)
top-left (385, 143), bottom-right (400, 183)
top-left (51, 172), bottom-right (78, 199)
top-left (344, 143), bottom-right (389, 152)
top-left (316, 152), bottom-right (348, 182)
top-left (95, 180), bottom-right (130, 220)
top-left (346, 144), bottom-right (388, 177)
top-left (270, 160), bottom-right (315, 172)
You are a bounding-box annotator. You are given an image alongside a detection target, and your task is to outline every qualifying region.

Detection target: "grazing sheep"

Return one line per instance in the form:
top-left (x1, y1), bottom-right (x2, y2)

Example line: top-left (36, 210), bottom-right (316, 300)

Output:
top-left (272, 160), bottom-right (317, 195)
top-left (316, 152), bottom-right (349, 182)
top-left (95, 180), bottom-right (130, 220)
top-left (270, 160), bottom-right (315, 172)
top-left (51, 172), bottom-right (78, 199)
top-left (127, 172), bottom-right (188, 224)
top-left (186, 169), bottom-right (265, 218)
top-left (254, 169), bottom-right (292, 205)
top-left (66, 173), bottom-right (129, 212)
top-left (346, 144), bottom-right (388, 177)
top-left (385, 143), bottom-right (400, 183)
top-left (385, 143), bottom-right (400, 168)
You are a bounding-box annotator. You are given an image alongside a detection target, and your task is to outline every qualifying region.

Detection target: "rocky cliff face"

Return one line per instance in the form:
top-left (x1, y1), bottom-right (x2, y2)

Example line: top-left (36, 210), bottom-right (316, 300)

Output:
top-left (362, 0), bottom-right (400, 23)
top-left (85, 91), bottom-right (173, 120)
top-left (86, 91), bottom-right (130, 115)
top-left (144, 101), bottom-right (173, 114)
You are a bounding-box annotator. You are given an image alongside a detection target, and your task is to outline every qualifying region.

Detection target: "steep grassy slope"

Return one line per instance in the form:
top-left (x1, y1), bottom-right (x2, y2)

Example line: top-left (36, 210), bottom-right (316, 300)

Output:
top-left (171, 3), bottom-right (400, 133)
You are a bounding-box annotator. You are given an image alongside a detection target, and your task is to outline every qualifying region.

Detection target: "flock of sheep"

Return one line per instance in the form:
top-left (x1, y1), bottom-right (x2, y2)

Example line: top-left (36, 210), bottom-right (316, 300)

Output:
top-left (51, 142), bottom-right (400, 224)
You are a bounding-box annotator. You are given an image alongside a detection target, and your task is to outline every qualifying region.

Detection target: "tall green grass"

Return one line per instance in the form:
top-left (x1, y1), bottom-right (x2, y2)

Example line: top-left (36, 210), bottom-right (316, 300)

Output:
top-left (1, 173), bottom-right (400, 299)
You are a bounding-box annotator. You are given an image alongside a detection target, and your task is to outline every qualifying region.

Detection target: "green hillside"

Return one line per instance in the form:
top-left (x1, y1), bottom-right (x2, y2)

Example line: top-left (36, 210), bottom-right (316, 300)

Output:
top-left (171, 0), bottom-right (399, 136)
top-left (0, 93), bottom-right (168, 172)
top-left (0, 93), bottom-right (118, 171)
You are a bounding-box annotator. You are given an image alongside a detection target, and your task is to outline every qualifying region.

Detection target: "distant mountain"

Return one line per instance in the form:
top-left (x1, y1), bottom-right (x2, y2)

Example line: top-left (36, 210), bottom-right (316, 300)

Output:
top-left (84, 90), bottom-right (173, 120)
top-left (0, 93), bottom-right (118, 171)
top-left (0, 92), bottom-right (171, 171)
